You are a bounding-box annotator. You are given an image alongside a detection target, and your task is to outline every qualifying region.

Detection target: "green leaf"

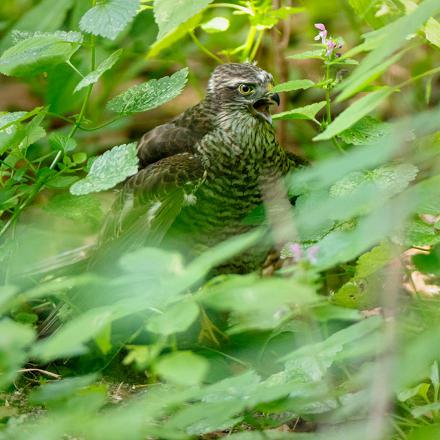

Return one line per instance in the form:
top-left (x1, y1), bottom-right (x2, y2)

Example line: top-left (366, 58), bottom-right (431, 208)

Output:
top-left (272, 79), bottom-right (315, 93)
top-left (48, 132), bottom-right (77, 152)
top-left (80, 0), bottom-right (140, 40)
top-left (44, 193), bottom-right (104, 229)
top-left (355, 242), bottom-right (395, 279)
top-left (107, 68), bottom-right (188, 114)
top-left (200, 17), bottom-right (230, 33)
top-left (146, 299), bottom-right (199, 336)
top-left (0, 318), bottom-right (35, 390)
top-left (148, 13), bottom-right (202, 58)
top-left (154, 351), bottom-right (209, 386)
top-left (338, 116), bottom-right (391, 145)
top-left (425, 17), bottom-right (440, 49)
top-left (273, 101), bottom-right (326, 122)
top-left (46, 175), bottom-right (80, 189)
top-left (153, 0), bottom-right (214, 40)
top-left (337, 0), bottom-right (440, 101)
top-left (0, 34), bottom-right (82, 77)
top-left (0, 0), bottom-right (74, 50)
top-left (287, 49), bottom-right (323, 60)
top-left (74, 49), bottom-right (122, 92)
top-left (70, 143), bottom-right (139, 195)
top-left (314, 88), bottom-right (392, 141)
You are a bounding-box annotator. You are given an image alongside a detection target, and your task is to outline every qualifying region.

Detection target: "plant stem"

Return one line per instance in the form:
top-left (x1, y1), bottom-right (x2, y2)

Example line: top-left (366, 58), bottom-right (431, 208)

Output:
top-left (325, 63), bottom-right (331, 124)
top-left (243, 26), bottom-right (257, 61)
top-left (395, 65), bottom-right (440, 90)
top-left (207, 3), bottom-right (249, 13)
top-left (249, 29), bottom-right (264, 60)
top-left (189, 30), bottom-right (223, 64)
top-left (0, 10), bottom-right (97, 240)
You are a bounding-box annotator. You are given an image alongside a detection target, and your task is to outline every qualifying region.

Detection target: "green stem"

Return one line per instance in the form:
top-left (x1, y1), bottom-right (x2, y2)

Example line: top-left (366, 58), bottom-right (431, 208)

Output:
top-left (325, 63), bottom-right (331, 124)
top-left (395, 65), bottom-right (440, 90)
top-left (189, 30), bottom-right (223, 63)
top-left (0, 10), bottom-right (97, 240)
top-left (207, 3), bottom-right (249, 13)
top-left (78, 116), bottom-right (123, 132)
top-left (243, 26), bottom-right (257, 61)
top-left (66, 60), bottom-right (85, 78)
top-left (249, 29), bottom-right (264, 61)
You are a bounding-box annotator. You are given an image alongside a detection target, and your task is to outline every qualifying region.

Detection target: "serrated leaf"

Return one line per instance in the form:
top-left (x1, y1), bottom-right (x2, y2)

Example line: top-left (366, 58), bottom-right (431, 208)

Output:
top-left (330, 164), bottom-right (418, 200)
top-left (0, 112), bottom-right (27, 131)
top-left (200, 17), bottom-right (230, 33)
top-left (74, 49), bottom-right (122, 92)
top-left (287, 49), bottom-right (323, 60)
top-left (154, 351), bottom-right (209, 386)
top-left (272, 79), bottom-right (315, 93)
top-left (355, 242), bottom-right (394, 279)
top-left (70, 143), bottom-right (139, 195)
top-left (0, 34), bottom-right (81, 77)
top-left (44, 193), bottom-right (104, 229)
top-left (338, 116), bottom-right (391, 145)
top-left (48, 132), bottom-right (77, 152)
top-left (273, 101), bottom-right (326, 122)
top-left (314, 88), bottom-right (393, 141)
top-left (0, 0), bottom-right (74, 50)
top-left (80, 0), bottom-right (139, 40)
top-left (154, 0), bottom-right (214, 40)
top-left (107, 68), bottom-right (188, 114)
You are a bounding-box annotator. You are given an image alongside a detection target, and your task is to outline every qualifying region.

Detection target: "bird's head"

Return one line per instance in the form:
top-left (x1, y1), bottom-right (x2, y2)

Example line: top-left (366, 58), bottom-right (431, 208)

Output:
top-left (207, 63), bottom-right (280, 125)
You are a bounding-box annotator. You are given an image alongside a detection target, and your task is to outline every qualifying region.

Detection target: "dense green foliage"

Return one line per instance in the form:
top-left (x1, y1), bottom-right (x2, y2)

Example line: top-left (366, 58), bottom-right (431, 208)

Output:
top-left (0, 0), bottom-right (440, 439)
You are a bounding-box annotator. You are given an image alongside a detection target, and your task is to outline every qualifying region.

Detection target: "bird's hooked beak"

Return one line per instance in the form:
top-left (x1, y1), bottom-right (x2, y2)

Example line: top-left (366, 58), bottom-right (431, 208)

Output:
top-left (251, 89), bottom-right (280, 125)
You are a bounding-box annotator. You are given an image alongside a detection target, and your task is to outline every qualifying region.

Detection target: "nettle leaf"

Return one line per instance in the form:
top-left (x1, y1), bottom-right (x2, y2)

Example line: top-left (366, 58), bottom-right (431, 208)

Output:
top-left (200, 17), bottom-right (230, 34)
top-left (0, 0), bottom-right (74, 50)
top-left (0, 33), bottom-right (82, 77)
top-left (48, 132), bottom-right (77, 152)
top-left (314, 88), bottom-right (393, 141)
top-left (70, 143), bottom-right (139, 195)
top-left (80, 0), bottom-right (140, 40)
top-left (355, 241), bottom-right (395, 279)
top-left (107, 68), bottom-right (188, 114)
top-left (74, 49), bottom-right (122, 92)
top-left (330, 164), bottom-right (418, 200)
top-left (153, 0), bottom-right (214, 40)
top-left (338, 116), bottom-right (391, 145)
top-left (154, 351), bottom-right (209, 386)
top-left (272, 79), bottom-right (315, 93)
top-left (273, 101), bottom-right (326, 122)
top-left (251, 6), bottom-right (303, 30)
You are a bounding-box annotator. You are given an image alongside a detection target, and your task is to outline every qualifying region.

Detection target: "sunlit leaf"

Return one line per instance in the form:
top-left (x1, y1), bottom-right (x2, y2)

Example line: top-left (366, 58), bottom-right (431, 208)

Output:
top-left (338, 116), bottom-right (391, 145)
top-left (272, 79), bottom-right (315, 93)
top-left (107, 68), bottom-right (188, 114)
top-left (314, 88), bottom-right (392, 141)
top-left (200, 17), bottom-right (230, 33)
top-left (80, 0), bottom-right (140, 40)
top-left (74, 49), bottom-right (122, 92)
top-left (0, 33), bottom-right (82, 77)
top-left (274, 101), bottom-right (326, 122)
top-left (70, 143), bottom-right (138, 195)
top-left (153, 0), bottom-right (213, 40)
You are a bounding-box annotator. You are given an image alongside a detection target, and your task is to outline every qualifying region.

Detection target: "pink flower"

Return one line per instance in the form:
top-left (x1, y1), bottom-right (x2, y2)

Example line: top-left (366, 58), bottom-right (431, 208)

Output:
top-left (314, 23), bottom-right (327, 43)
top-left (289, 243), bottom-right (302, 262)
top-left (326, 39), bottom-right (337, 56)
top-left (306, 246), bottom-right (320, 264)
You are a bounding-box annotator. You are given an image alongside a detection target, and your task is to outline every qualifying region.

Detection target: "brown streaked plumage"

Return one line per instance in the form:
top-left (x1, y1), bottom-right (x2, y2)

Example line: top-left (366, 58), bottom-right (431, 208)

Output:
top-left (98, 63), bottom-right (305, 273)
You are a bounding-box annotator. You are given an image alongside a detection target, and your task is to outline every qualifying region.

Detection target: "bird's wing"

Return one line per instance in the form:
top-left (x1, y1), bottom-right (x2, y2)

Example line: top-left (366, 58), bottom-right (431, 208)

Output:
top-left (137, 103), bottom-right (212, 167)
top-left (93, 152), bottom-right (205, 267)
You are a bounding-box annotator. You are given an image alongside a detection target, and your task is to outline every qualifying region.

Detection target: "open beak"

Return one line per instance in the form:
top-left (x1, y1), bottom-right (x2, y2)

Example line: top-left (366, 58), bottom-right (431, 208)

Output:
top-left (251, 92), bottom-right (280, 124)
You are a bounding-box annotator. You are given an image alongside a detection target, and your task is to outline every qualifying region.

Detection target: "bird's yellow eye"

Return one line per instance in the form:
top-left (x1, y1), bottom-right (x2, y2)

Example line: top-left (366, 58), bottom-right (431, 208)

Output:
top-left (238, 84), bottom-right (254, 96)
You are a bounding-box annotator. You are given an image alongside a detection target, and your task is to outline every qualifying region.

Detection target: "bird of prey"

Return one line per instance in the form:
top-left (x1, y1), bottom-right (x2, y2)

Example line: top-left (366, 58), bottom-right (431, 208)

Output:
top-left (98, 63), bottom-right (303, 274)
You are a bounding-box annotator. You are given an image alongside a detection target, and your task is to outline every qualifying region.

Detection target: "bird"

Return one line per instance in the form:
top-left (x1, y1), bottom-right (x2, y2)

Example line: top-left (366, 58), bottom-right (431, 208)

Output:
top-left (96, 62), bottom-right (305, 275)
